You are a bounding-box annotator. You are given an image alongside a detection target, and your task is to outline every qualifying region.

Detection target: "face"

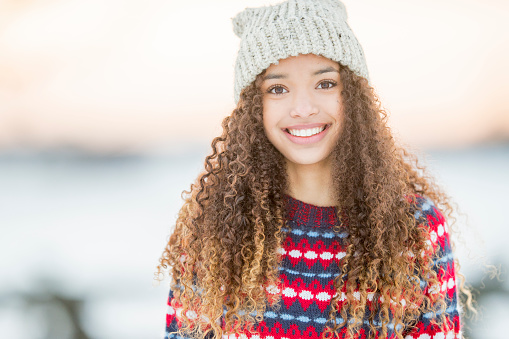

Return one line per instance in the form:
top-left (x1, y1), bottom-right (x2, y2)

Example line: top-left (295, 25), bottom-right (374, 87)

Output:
top-left (261, 53), bottom-right (344, 168)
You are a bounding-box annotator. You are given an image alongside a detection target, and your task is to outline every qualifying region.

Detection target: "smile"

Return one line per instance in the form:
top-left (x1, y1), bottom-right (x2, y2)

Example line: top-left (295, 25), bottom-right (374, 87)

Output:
top-left (283, 124), bottom-right (331, 145)
top-left (286, 125), bottom-right (326, 137)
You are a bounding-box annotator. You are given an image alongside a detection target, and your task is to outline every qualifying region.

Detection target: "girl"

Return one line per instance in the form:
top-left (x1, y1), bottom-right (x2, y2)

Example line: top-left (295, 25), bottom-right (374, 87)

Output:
top-left (157, 0), bottom-right (471, 338)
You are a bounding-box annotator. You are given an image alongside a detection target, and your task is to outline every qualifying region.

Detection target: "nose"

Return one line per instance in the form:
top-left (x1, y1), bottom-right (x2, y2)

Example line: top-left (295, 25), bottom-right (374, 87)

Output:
top-left (289, 90), bottom-right (319, 118)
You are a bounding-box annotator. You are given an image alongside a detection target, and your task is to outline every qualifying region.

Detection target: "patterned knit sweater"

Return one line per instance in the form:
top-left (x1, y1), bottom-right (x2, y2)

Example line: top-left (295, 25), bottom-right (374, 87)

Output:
top-left (165, 195), bottom-right (461, 339)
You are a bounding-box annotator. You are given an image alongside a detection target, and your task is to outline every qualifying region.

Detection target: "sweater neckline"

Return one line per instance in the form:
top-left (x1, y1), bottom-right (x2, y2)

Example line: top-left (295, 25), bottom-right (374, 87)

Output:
top-left (284, 194), bottom-right (341, 229)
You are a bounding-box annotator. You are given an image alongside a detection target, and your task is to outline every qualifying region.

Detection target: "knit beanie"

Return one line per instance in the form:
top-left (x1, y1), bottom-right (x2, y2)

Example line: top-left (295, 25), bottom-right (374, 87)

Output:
top-left (231, 0), bottom-right (370, 104)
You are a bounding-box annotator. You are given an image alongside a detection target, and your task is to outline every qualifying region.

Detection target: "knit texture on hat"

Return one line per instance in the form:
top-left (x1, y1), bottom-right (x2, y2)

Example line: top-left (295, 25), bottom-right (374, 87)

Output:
top-left (231, 0), bottom-right (370, 104)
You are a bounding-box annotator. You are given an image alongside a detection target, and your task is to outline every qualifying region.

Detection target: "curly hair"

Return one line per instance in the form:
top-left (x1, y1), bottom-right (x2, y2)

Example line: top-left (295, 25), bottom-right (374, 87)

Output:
top-left (155, 63), bottom-right (473, 339)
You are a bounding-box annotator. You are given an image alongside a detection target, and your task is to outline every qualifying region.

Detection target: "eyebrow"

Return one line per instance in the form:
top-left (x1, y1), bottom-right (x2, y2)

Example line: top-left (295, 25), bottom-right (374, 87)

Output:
top-left (262, 66), bottom-right (340, 81)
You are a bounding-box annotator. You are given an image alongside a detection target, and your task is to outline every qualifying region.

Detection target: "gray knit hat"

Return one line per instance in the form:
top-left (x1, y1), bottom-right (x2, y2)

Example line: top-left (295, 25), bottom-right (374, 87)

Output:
top-left (231, 0), bottom-right (370, 104)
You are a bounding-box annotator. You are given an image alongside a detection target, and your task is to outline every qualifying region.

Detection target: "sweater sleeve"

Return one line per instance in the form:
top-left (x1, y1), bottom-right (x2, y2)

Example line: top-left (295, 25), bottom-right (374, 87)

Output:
top-left (402, 198), bottom-right (462, 339)
top-left (165, 285), bottom-right (221, 339)
top-left (165, 288), bottom-right (189, 339)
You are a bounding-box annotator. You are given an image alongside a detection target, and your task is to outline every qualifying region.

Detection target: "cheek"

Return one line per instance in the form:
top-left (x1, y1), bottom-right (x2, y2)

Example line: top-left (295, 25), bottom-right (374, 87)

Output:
top-left (262, 108), bottom-right (276, 133)
top-left (261, 112), bottom-right (273, 143)
top-left (262, 110), bottom-right (269, 133)
top-left (331, 100), bottom-right (344, 124)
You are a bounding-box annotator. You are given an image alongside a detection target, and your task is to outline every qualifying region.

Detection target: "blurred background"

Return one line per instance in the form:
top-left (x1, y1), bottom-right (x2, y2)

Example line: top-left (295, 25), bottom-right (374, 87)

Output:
top-left (0, 0), bottom-right (507, 338)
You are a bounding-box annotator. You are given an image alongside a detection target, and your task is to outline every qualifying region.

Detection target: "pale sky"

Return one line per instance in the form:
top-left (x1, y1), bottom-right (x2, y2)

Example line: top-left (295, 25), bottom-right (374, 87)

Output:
top-left (0, 0), bottom-right (508, 153)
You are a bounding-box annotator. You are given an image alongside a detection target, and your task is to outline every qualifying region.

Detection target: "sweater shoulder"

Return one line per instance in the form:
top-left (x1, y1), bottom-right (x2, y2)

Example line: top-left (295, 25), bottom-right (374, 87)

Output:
top-left (410, 194), bottom-right (453, 263)
top-left (410, 194), bottom-right (447, 230)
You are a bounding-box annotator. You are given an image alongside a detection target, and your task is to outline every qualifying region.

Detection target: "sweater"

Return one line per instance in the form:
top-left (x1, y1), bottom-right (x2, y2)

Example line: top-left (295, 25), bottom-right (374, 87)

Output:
top-left (165, 195), bottom-right (461, 339)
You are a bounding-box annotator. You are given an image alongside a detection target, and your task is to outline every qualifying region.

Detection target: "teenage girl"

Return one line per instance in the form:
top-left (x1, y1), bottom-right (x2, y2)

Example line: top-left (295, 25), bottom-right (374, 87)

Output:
top-left (156, 0), bottom-right (471, 338)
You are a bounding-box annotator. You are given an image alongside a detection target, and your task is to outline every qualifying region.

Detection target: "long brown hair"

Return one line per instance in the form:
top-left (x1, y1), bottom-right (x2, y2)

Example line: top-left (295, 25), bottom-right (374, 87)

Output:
top-left (156, 63), bottom-right (473, 339)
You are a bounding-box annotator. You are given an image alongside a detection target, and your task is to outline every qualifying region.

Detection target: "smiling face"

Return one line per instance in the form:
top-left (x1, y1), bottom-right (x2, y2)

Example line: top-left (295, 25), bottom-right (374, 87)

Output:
top-left (261, 53), bottom-right (344, 168)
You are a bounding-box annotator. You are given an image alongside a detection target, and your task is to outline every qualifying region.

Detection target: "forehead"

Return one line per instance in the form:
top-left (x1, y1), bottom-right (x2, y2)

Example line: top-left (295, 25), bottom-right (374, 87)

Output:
top-left (262, 54), bottom-right (339, 80)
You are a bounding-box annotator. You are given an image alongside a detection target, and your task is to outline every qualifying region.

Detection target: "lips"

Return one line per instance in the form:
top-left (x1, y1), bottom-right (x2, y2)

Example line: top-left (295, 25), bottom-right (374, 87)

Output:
top-left (286, 125), bottom-right (327, 137)
top-left (283, 123), bottom-right (330, 137)
top-left (283, 123), bottom-right (329, 130)
top-left (282, 124), bottom-right (331, 145)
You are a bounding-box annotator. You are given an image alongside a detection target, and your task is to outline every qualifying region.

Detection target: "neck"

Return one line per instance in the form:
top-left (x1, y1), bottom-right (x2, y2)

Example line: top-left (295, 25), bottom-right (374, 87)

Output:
top-left (285, 158), bottom-right (337, 207)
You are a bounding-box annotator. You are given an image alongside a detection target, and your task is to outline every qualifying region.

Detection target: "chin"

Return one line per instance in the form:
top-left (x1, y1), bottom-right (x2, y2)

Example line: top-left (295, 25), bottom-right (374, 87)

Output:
top-left (285, 153), bottom-right (331, 166)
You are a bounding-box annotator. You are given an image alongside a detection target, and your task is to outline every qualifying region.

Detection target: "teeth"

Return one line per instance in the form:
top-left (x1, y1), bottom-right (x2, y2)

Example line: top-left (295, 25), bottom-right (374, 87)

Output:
top-left (288, 125), bottom-right (326, 137)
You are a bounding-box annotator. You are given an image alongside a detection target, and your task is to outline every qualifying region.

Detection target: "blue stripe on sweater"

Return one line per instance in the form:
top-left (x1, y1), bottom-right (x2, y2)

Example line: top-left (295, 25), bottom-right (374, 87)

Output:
top-left (282, 227), bottom-right (348, 239)
top-left (278, 266), bottom-right (341, 278)
top-left (261, 311), bottom-right (405, 331)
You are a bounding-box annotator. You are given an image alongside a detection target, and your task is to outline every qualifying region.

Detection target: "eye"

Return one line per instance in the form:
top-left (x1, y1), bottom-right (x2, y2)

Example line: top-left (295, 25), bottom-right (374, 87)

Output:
top-left (317, 80), bottom-right (337, 90)
top-left (267, 85), bottom-right (288, 95)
